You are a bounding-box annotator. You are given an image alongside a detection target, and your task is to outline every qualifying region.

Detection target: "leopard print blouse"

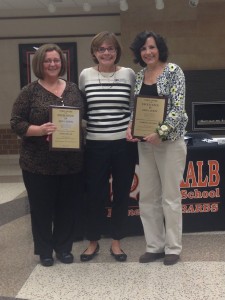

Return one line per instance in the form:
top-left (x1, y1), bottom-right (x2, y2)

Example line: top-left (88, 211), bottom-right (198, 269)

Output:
top-left (11, 80), bottom-right (84, 175)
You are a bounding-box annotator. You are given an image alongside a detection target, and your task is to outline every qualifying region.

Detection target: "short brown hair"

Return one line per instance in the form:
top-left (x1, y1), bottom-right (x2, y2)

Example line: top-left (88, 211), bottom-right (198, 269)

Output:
top-left (32, 43), bottom-right (67, 79)
top-left (90, 31), bottom-right (122, 64)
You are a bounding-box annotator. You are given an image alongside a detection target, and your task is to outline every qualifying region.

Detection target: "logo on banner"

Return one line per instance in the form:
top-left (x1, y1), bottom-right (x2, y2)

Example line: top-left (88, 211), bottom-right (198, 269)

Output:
top-left (181, 160), bottom-right (220, 213)
top-left (107, 160), bottom-right (221, 217)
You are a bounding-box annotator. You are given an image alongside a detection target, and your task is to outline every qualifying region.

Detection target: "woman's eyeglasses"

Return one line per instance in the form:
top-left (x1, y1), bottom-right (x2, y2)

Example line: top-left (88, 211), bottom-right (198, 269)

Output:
top-left (97, 47), bottom-right (116, 54)
top-left (43, 59), bottom-right (61, 64)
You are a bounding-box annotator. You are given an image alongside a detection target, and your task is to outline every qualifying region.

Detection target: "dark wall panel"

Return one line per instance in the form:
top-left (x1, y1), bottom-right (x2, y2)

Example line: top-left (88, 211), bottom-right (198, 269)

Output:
top-left (184, 70), bottom-right (225, 135)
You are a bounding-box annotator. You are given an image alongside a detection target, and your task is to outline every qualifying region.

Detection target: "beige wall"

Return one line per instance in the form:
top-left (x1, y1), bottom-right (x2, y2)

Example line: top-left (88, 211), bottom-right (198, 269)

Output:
top-left (0, 14), bottom-right (120, 125)
top-left (1, 0), bottom-right (225, 126)
top-left (121, 0), bottom-right (225, 72)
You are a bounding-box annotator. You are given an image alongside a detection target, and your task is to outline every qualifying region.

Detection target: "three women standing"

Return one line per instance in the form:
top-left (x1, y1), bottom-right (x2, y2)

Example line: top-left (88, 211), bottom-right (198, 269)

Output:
top-left (11, 31), bottom-right (186, 266)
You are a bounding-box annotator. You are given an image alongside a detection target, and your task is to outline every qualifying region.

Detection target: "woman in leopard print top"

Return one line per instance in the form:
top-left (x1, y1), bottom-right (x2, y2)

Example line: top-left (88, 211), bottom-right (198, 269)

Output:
top-left (11, 44), bottom-right (85, 267)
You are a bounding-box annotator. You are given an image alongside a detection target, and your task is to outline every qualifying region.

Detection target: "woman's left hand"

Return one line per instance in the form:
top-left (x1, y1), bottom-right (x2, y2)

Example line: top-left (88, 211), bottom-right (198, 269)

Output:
top-left (143, 133), bottom-right (161, 145)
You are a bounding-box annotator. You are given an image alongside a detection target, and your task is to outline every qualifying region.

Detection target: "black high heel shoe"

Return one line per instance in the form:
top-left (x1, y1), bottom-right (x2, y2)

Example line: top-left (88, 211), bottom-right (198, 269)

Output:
top-left (110, 247), bottom-right (127, 262)
top-left (80, 243), bottom-right (100, 262)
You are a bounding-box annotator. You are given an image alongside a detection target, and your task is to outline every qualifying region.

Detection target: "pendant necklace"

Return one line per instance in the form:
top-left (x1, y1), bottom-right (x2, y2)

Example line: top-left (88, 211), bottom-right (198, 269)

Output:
top-left (39, 79), bottom-right (64, 106)
top-left (97, 65), bottom-right (116, 89)
top-left (39, 79), bottom-right (59, 95)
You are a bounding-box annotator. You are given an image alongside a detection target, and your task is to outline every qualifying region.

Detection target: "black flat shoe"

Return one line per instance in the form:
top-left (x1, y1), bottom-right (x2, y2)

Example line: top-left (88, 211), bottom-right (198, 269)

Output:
top-left (40, 255), bottom-right (54, 267)
top-left (56, 252), bottom-right (74, 264)
top-left (80, 243), bottom-right (100, 262)
top-left (110, 247), bottom-right (127, 262)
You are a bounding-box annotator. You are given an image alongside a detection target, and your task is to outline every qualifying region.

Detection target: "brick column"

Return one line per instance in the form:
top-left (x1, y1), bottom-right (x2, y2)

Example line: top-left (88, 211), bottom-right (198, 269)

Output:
top-left (0, 128), bottom-right (21, 154)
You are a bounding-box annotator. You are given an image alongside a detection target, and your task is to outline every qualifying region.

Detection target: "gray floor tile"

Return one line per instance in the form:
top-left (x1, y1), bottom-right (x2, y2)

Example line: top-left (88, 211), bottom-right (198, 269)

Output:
top-left (1, 155), bottom-right (225, 299)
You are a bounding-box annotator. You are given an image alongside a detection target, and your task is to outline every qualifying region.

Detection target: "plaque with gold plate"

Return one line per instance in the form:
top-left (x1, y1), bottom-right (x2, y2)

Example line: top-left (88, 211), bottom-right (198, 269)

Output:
top-left (49, 105), bottom-right (81, 151)
top-left (132, 95), bottom-right (167, 139)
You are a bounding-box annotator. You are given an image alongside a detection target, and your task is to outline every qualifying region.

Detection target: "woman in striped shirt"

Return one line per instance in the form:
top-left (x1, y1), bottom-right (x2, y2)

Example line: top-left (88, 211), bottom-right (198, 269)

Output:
top-left (79, 31), bottom-right (136, 262)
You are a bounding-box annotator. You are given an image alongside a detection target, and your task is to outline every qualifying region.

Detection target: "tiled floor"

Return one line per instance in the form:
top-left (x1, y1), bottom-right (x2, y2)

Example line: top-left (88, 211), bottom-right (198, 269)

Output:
top-left (1, 155), bottom-right (225, 300)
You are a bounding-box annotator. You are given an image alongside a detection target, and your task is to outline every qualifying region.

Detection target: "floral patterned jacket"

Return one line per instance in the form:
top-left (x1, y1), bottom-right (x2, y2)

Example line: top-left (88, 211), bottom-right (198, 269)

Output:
top-left (132, 63), bottom-right (188, 141)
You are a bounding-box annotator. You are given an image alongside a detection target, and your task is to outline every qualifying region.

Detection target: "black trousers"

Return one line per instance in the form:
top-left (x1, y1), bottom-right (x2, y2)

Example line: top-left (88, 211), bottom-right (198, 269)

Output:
top-left (84, 139), bottom-right (137, 241)
top-left (23, 170), bottom-right (84, 256)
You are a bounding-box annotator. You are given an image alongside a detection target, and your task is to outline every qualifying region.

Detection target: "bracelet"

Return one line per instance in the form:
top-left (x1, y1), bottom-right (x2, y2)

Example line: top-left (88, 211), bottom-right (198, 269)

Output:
top-left (155, 123), bottom-right (170, 141)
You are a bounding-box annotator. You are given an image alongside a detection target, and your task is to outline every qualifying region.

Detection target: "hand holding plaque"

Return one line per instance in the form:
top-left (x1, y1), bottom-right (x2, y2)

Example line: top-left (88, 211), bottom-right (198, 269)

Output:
top-left (49, 105), bottom-right (81, 151)
top-left (131, 95), bottom-right (167, 139)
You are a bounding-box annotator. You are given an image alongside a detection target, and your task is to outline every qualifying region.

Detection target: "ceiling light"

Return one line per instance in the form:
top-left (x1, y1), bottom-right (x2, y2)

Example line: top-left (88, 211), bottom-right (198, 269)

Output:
top-left (155, 0), bottom-right (164, 10)
top-left (120, 0), bottom-right (128, 11)
top-left (189, 0), bottom-right (199, 8)
top-left (83, 2), bottom-right (91, 12)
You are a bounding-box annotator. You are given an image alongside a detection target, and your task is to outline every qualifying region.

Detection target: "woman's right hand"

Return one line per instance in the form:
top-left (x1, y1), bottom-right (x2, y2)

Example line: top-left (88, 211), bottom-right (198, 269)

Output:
top-left (40, 122), bottom-right (57, 136)
top-left (26, 122), bottom-right (57, 137)
top-left (126, 126), bottom-right (139, 142)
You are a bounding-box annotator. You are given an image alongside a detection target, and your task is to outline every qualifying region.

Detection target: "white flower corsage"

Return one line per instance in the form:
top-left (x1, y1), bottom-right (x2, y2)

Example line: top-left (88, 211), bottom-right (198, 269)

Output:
top-left (155, 123), bottom-right (170, 141)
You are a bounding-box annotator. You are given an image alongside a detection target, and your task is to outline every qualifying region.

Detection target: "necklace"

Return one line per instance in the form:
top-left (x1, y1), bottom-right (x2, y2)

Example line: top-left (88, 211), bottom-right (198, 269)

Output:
top-left (39, 79), bottom-right (64, 106)
top-left (39, 79), bottom-right (60, 95)
top-left (97, 65), bottom-right (117, 89)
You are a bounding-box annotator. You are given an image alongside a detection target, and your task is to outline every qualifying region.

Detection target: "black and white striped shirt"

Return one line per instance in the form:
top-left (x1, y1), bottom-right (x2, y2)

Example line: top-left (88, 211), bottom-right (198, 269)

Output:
top-left (79, 67), bottom-right (135, 140)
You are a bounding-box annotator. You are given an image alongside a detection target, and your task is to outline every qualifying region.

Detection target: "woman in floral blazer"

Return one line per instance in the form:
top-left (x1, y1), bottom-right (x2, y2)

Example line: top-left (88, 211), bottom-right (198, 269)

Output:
top-left (127, 31), bottom-right (188, 266)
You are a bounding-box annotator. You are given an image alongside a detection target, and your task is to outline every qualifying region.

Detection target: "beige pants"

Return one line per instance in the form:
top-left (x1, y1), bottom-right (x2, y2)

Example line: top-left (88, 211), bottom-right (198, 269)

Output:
top-left (138, 138), bottom-right (187, 255)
